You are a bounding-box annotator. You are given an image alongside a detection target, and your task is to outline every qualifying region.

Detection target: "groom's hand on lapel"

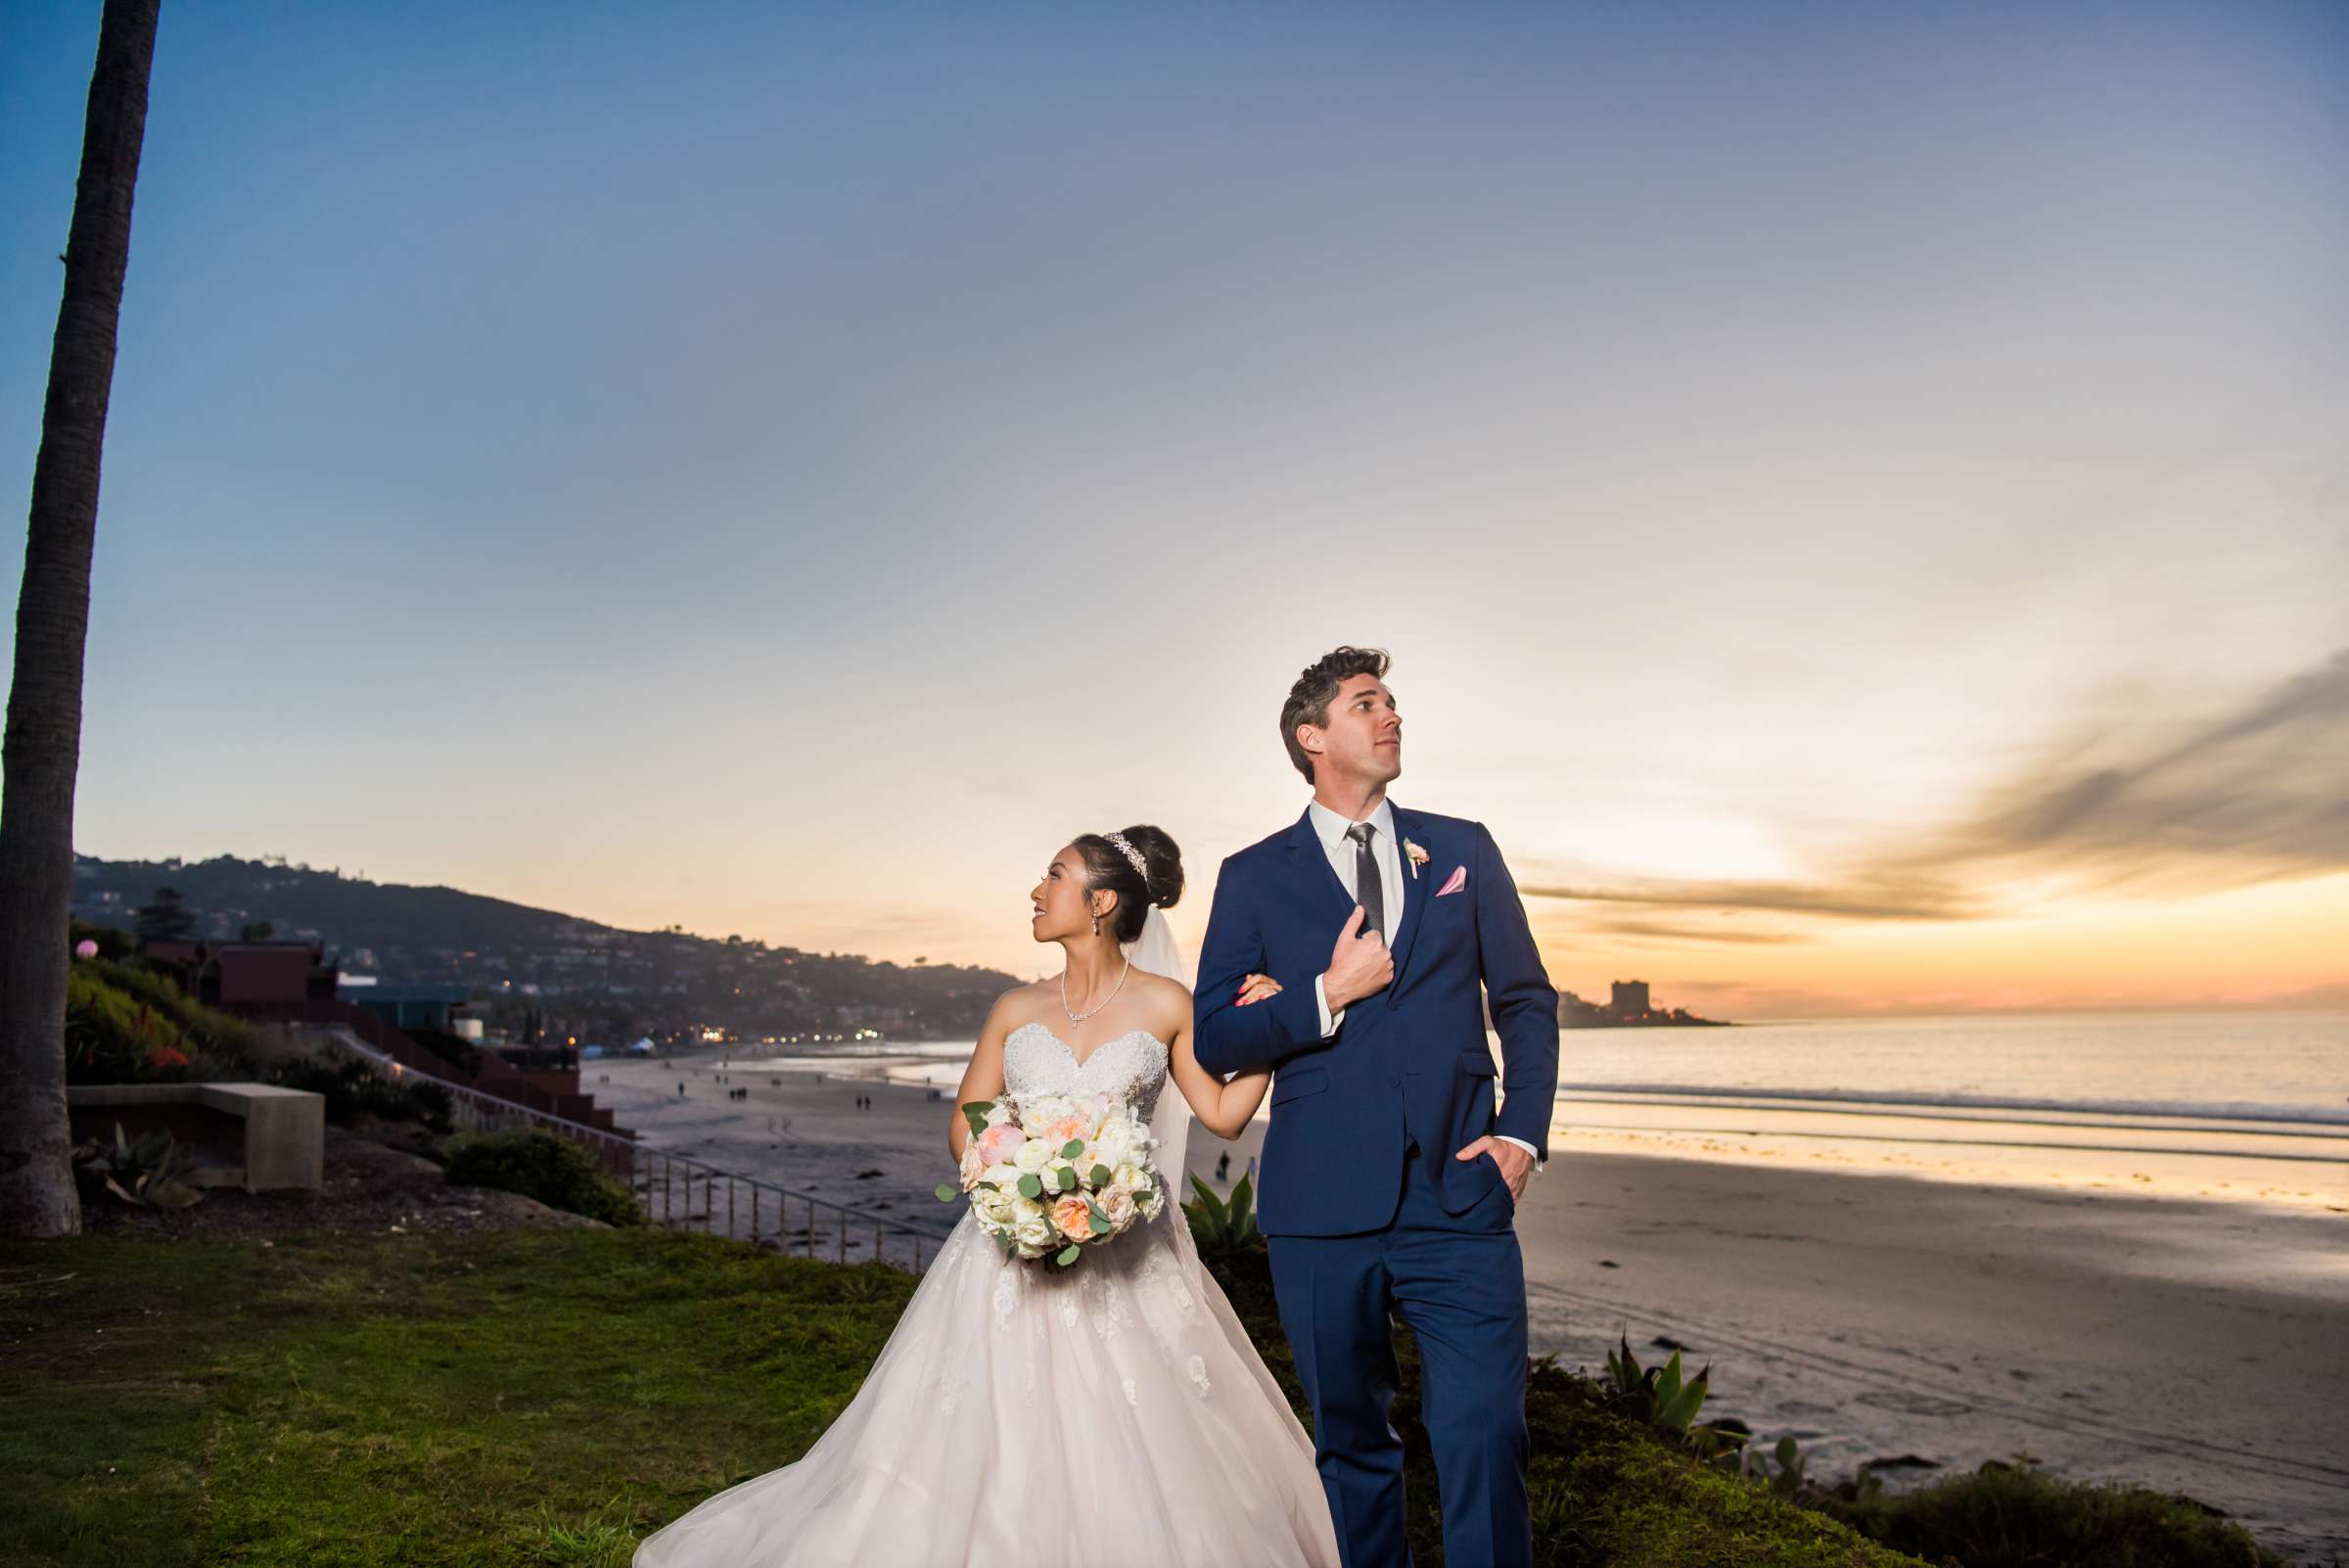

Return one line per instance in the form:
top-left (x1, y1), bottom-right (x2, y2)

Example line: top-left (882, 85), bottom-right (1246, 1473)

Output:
top-left (1321, 904), bottom-right (1394, 1014)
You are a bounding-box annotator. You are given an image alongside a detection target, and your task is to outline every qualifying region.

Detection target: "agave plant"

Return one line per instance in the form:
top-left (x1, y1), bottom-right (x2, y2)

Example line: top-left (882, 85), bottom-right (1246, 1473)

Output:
top-left (71, 1121), bottom-right (204, 1209)
top-left (1604, 1333), bottom-right (1747, 1467)
top-left (1183, 1172), bottom-right (1262, 1255)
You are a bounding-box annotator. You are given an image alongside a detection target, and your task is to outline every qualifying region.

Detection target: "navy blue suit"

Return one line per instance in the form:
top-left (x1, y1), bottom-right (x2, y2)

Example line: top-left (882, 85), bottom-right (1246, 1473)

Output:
top-left (1194, 803), bottom-right (1559, 1567)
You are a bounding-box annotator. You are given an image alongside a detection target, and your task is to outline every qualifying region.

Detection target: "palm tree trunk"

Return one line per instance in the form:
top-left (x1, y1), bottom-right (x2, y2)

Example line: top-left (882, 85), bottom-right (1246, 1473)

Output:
top-left (0, 0), bottom-right (163, 1240)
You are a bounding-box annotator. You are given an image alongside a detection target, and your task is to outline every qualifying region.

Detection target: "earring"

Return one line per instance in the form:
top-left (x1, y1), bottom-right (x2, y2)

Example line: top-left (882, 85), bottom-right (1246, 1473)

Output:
top-left (1090, 910), bottom-right (1101, 935)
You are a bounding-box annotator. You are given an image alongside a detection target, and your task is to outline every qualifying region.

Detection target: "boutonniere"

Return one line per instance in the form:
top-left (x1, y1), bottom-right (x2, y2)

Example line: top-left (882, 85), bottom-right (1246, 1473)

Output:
top-left (1403, 838), bottom-right (1429, 879)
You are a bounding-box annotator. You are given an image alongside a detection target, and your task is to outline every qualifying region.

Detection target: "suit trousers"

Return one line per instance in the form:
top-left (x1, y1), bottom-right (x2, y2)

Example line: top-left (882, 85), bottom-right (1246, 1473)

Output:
top-left (1266, 1136), bottom-right (1532, 1568)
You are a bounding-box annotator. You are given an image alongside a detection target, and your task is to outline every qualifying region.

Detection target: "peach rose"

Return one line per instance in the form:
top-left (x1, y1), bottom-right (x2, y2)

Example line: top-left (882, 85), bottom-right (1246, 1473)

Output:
top-left (1097, 1184), bottom-right (1136, 1226)
top-left (1050, 1194), bottom-right (1094, 1245)
top-left (1044, 1114), bottom-right (1091, 1146)
top-left (977, 1123), bottom-right (1027, 1167)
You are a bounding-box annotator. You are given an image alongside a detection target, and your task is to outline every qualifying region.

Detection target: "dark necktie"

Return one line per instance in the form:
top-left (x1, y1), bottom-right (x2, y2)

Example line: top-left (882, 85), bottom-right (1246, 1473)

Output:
top-left (1347, 821), bottom-right (1384, 940)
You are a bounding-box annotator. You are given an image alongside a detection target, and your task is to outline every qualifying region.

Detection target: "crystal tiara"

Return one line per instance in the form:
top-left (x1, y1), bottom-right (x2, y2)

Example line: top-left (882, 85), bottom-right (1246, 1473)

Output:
top-left (1102, 829), bottom-right (1149, 883)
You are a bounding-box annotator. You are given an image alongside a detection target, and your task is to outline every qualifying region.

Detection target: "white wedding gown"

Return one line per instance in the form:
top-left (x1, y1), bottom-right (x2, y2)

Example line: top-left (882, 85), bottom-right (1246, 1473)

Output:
top-left (633, 1021), bottom-right (1342, 1567)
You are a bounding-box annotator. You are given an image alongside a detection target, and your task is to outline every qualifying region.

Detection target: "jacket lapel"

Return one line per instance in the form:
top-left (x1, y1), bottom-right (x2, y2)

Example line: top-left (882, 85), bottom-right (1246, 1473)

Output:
top-left (1283, 806), bottom-right (1356, 921)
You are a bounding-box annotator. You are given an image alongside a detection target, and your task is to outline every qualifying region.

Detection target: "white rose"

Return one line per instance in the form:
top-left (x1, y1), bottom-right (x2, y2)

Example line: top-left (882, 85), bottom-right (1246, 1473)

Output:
top-left (981, 1162), bottom-right (1021, 1189)
top-left (1098, 1184), bottom-right (1136, 1226)
top-left (975, 1189), bottom-right (1014, 1225)
top-left (1135, 1185), bottom-right (1165, 1219)
top-left (1013, 1139), bottom-right (1052, 1175)
top-left (1114, 1162), bottom-right (1146, 1192)
top-left (1010, 1194), bottom-right (1043, 1225)
top-left (1015, 1216), bottom-right (1055, 1250)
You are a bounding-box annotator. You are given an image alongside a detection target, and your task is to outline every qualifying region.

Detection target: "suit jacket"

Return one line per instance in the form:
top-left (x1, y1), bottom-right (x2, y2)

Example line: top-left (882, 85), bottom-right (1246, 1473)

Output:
top-left (1192, 802), bottom-right (1560, 1236)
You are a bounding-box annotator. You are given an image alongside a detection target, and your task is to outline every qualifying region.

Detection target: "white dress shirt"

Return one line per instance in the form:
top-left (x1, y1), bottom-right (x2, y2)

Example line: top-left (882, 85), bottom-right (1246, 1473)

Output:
top-left (1304, 798), bottom-right (1543, 1173)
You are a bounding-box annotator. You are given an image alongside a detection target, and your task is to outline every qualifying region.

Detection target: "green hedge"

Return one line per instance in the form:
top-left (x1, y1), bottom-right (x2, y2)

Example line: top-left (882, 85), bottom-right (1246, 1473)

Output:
top-left (264, 1057), bottom-right (454, 1136)
top-left (440, 1130), bottom-right (644, 1227)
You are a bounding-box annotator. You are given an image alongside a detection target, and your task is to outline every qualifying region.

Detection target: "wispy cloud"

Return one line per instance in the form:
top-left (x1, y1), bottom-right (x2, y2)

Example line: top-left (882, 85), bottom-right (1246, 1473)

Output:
top-left (1521, 875), bottom-right (1973, 922)
top-left (1527, 647), bottom-right (2349, 931)
top-left (1583, 919), bottom-right (1815, 945)
top-left (1909, 646), bottom-right (2349, 897)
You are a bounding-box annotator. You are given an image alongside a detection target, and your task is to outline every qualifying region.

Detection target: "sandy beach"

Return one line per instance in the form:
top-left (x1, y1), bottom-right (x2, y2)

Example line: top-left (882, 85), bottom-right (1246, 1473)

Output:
top-left (589, 1054), bottom-right (2347, 1561)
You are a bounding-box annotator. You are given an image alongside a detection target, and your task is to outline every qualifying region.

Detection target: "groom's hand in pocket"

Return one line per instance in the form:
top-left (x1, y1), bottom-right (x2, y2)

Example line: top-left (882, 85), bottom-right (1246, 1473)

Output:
top-left (1455, 1135), bottom-right (1533, 1202)
top-left (1322, 904), bottom-right (1394, 1013)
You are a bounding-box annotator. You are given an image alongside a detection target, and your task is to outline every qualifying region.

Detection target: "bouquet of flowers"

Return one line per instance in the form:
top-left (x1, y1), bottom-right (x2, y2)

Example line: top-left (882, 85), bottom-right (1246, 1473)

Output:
top-left (934, 1091), bottom-right (1167, 1267)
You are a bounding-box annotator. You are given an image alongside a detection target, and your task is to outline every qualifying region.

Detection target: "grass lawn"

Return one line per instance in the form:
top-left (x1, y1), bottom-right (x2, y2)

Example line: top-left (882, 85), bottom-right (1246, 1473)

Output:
top-left (2, 1221), bottom-right (1927, 1567)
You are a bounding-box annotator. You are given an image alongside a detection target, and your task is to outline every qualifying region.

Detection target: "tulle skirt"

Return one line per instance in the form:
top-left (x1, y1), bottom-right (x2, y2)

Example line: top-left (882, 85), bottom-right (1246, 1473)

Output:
top-left (633, 1205), bottom-right (1341, 1567)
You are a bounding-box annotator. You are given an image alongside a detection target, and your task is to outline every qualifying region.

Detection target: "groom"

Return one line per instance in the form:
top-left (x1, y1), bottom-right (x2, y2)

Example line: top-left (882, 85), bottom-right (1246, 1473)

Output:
top-left (1195, 646), bottom-right (1559, 1568)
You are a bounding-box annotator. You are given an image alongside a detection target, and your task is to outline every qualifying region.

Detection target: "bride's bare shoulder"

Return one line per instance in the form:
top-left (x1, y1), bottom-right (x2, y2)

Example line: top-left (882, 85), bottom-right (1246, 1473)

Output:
top-left (1131, 969), bottom-right (1192, 1020)
top-left (984, 979), bottom-right (1054, 1034)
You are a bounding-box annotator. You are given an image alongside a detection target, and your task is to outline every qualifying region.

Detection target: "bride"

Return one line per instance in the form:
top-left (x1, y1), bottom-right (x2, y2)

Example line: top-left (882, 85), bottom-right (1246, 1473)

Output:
top-left (633, 824), bottom-right (1342, 1567)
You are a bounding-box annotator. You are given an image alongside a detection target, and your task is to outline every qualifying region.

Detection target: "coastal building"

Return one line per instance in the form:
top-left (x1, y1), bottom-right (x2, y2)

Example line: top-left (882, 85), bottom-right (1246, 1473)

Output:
top-left (137, 938), bottom-right (338, 1008)
top-left (133, 938), bottom-right (627, 1135)
top-left (337, 977), bottom-right (472, 1034)
top-left (1558, 980), bottom-right (1727, 1029)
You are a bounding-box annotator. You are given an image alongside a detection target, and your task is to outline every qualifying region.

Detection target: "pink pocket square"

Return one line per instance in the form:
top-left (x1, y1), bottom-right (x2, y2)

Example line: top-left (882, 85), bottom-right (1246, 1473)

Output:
top-left (1436, 865), bottom-right (1467, 898)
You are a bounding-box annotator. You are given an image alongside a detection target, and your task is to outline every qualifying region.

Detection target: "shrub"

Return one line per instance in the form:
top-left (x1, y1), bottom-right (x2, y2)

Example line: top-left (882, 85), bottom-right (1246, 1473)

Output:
top-left (66, 969), bottom-right (208, 1084)
top-left (63, 959), bottom-right (265, 1084)
top-left (441, 1130), bottom-right (643, 1227)
top-left (266, 1056), bottom-right (454, 1134)
top-left (1809, 1455), bottom-right (2297, 1567)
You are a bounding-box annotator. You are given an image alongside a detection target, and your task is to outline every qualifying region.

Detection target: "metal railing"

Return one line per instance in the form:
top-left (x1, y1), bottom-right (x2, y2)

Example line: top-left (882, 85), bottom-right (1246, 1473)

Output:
top-left (299, 1023), bottom-right (951, 1271)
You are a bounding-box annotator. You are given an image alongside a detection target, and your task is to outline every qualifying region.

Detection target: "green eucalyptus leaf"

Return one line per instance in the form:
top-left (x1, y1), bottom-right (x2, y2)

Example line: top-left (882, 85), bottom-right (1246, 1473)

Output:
top-left (934, 1182), bottom-right (959, 1203)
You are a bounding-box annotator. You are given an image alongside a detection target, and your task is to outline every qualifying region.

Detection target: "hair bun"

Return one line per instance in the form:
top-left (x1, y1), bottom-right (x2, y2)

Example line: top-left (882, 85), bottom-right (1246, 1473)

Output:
top-left (1119, 823), bottom-right (1185, 910)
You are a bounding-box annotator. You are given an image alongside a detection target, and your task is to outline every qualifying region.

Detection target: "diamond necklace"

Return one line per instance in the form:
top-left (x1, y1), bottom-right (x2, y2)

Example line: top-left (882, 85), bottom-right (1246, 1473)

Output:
top-left (1061, 955), bottom-right (1130, 1026)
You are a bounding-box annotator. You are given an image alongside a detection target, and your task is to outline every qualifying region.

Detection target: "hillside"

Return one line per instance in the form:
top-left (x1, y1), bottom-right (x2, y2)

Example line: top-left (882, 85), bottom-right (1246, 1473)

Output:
top-left (70, 853), bottom-right (1017, 1044)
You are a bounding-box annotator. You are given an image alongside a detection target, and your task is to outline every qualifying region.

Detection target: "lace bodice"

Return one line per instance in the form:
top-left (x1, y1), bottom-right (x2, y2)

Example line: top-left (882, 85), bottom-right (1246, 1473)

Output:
top-left (1003, 1022), bottom-right (1170, 1121)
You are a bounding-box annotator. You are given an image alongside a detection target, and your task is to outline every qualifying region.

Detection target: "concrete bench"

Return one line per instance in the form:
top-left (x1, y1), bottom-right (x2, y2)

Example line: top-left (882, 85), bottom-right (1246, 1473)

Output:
top-left (67, 1083), bottom-right (325, 1192)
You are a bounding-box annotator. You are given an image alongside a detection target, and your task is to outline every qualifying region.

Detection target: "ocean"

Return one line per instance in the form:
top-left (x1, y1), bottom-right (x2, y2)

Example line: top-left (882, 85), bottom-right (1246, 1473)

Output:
top-left (717, 1007), bottom-right (2348, 1212)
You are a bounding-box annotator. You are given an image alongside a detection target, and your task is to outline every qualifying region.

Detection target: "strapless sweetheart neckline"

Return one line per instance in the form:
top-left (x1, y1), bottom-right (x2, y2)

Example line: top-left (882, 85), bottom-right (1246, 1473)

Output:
top-left (1005, 1019), bottom-right (1170, 1073)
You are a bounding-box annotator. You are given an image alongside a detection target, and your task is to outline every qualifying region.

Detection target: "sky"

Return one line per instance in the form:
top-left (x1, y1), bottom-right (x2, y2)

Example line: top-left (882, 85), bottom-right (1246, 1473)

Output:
top-left (4, 1), bottom-right (2345, 1018)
